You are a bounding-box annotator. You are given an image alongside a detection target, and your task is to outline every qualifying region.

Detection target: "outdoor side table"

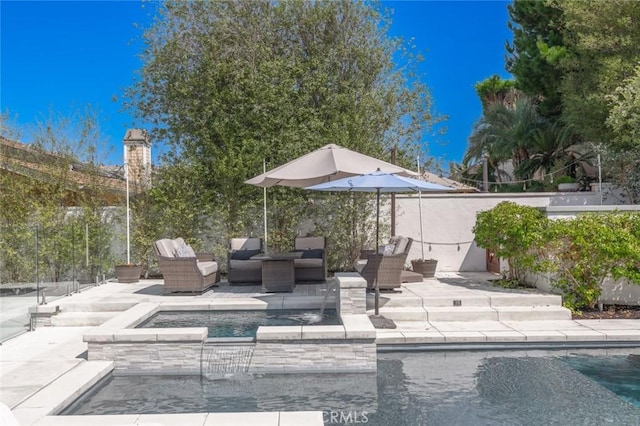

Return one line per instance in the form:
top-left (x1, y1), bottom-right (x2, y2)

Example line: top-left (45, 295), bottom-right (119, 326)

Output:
top-left (251, 252), bottom-right (302, 292)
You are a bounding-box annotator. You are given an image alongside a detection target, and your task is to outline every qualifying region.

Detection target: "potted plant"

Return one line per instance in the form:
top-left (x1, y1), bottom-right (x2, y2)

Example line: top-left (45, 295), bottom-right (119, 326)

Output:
top-left (556, 175), bottom-right (580, 192)
top-left (115, 263), bottom-right (142, 283)
top-left (411, 258), bottom-right (438, 278)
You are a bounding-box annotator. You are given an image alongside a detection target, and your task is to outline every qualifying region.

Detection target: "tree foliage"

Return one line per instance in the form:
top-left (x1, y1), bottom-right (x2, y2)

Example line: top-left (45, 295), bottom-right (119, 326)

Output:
top-left (0, 110), bottom-right (116, 283)
top-left (556, 0), bottom-right (640, 145)
top-left (544, 213), bottom-right (640, 311)
top-left (506, 0), bottom-right (565, 119)
top-left (473, 203), bottom-right (640, 312)
top-left (126, 0), bottom-right (442, 267)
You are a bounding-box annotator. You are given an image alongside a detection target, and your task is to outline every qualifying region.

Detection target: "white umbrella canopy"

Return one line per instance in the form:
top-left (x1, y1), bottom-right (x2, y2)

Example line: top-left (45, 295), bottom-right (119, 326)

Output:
top-left (245, 144), bottom-right (417, 188)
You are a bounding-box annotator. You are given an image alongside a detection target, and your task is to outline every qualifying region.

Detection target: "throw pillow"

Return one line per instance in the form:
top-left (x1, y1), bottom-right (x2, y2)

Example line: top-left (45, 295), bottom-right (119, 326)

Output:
top-left (300, 248), bottom-right (324, 259)
top-left (230, 249), bottom-right (261, 260)
top-left (382, 244), bottom-right (395, 256)
top-left (175, 244), bottom-right (196, 258)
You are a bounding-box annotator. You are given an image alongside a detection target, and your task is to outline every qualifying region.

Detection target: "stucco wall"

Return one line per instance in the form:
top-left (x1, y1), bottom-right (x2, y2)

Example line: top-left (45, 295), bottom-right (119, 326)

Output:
top-left (394, 191), bottom-right (634, 273)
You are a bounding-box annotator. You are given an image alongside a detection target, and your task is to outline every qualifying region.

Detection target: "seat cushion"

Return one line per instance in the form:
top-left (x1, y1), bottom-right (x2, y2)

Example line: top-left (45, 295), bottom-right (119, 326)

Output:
top-left (354, 259), bottom-right (367, 273)
top-left (197, 261), bottom-right (219, 276)
top-left (230, 249), bottom-right (261, 260)
top-left (393, 236), bottom-right (409, 255)
top-left (230, 238), bottom-right (261, 251)
top-left (155, 239), bottom-right (177, 258)
top-left (229, 259), bottom-right (262, 270)
top-left (294, 258), bottom-right (323, 268)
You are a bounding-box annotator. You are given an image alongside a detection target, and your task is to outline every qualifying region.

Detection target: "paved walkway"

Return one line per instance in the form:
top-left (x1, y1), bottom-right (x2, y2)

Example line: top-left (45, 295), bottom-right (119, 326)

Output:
top-left (1, 272), bottom-right (639, 425)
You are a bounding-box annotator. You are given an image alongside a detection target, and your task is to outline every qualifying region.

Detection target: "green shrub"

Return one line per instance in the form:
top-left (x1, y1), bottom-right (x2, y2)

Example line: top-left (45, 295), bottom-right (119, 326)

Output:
top-left (473, 201), bottom-right (547, 281)
top-left (545, 212), bottom-right (640, 312)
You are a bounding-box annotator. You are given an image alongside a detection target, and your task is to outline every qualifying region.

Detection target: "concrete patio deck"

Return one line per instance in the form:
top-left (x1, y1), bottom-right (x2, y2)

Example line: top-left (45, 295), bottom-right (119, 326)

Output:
top-left (1, 272), bottom-right (639, 425)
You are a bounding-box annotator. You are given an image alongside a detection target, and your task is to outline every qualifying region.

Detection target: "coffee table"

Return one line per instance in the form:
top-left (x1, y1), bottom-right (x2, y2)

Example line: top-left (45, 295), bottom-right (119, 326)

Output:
top-left (250, 252), bottom-right (302, 292)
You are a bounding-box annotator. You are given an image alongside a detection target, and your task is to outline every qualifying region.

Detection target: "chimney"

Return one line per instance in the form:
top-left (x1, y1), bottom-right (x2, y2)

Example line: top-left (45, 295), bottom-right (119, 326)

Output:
top-left (123, 129), bottom-right (151, 190)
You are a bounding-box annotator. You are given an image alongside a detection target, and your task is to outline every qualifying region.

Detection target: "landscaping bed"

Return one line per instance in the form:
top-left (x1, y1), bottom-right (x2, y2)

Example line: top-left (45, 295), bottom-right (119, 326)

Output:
top-left (573, 305), bottom-right (640, 320)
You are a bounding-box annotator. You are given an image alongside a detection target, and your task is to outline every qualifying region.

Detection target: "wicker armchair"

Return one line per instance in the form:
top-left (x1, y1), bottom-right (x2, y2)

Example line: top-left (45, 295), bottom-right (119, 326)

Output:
top-left (227, 237), bottom-right (263, 285)
top-left (355, 236), bottom-right (413, 290)
top-left (293, 236), bottom-right (327, 282)
top-left (153, 238), bottom-right (220, 293)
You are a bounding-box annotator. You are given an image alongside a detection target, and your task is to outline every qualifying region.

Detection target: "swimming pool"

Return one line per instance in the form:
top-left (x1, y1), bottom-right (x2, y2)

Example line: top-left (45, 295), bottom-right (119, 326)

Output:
top-left (61, 349), bottom-right (640, 424)
top-left (137, 309), bottom-right (341, 338)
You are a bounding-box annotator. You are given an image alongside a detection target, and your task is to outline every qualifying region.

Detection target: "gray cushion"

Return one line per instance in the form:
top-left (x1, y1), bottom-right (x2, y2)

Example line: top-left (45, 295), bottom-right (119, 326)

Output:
top-left (197, 261), bottom-right (219, 276)
top-left (354, 259), bottom-right (367, 273)
top-left (295, 236), bottom-right (325, 250)
top-left (394, 236), bottom-right (409, 255)
top-left (155, 239), bottom-right (176, 258)
top-left (294, 258), bottom-right (323, 268)
top-left (230, 237), bottom-right (261, 251)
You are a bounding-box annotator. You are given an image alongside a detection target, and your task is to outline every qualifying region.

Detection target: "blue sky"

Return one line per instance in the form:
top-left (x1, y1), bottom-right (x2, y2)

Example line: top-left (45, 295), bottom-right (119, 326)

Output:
top-left (1, 0), bottom-right (512, 167)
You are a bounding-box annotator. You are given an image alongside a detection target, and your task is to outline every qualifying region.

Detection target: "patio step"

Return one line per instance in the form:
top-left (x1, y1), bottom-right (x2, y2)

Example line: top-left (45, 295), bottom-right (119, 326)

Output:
top-left (374, 305), bottom-right (573, 323)
top-left (421, 295), bottom-right (491, 307)
top-left (50, 312), bottom-right (118, 327)
top-left (58, 301), bottom-right (138, 312)
top-left (495, 306), bottom-right (571, 321)
top-left (426, 307), bottom-right (499, 322)
top-left (369, 307), bottom-right (428, 322)
top-left (367, 293), bottom-right (423, 308)
top-left (489, 294), bottom-right (563, 307)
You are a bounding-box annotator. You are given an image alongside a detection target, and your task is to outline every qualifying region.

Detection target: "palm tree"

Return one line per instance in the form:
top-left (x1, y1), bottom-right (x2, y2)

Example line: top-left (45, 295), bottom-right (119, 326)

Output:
top-left (514, 121), bottom-right (574, 181)
top-left (464, 96), bottom-right (543, 182)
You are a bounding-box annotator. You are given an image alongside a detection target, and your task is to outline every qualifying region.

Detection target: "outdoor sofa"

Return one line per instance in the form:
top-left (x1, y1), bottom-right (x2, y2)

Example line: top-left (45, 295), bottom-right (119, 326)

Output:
top-left (355, 236), bottom-right (413, 290)
top-left (227, 237), bottom-right (263, 284)
top-left (153, 238), bottom-right (220, 293)
top-left (293, 236), bottom-right (327, 282)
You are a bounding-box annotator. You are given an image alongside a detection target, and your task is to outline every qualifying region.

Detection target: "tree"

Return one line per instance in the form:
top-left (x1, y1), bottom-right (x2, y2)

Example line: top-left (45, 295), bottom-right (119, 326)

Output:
top-left (465, 96), bottom-right (543, 182)
top-left (0, 109), bottom-right (116, 283)
top-left (126, 0), bottom-right (442, 267)
top-left (556, 0), bottom-right (640, 145)
top-left (506, 0), bottom-right (566, 119)
top-left (607, 64), bottom-right (640, 151)
top-left (474, 75), bottom-right (518, 112)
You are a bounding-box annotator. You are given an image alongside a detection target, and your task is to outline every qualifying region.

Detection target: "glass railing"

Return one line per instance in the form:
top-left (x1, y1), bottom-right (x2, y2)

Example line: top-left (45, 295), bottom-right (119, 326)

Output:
top-left (0, 219), bottom-right (122, 342)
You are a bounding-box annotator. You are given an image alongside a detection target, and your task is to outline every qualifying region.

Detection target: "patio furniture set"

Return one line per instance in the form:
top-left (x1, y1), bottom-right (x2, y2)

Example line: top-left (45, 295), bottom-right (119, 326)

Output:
top-left (152, 236), bottom-right (327, 294)
top-left (153, 234), bottom-right (415, 295)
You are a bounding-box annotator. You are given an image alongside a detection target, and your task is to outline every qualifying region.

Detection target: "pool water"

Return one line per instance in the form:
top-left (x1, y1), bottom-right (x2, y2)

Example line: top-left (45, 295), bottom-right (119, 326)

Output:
top-left (62, 350), bottom-right (640, 424)
top-left (137, 309), bottom-right (341, 338)
top-left (562, 354), bottom-right (640, 408)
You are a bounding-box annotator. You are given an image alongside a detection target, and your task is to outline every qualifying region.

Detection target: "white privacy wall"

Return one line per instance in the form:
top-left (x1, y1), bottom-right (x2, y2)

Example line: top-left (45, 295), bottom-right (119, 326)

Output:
top-left (394, 191), bottom-right (618, 272)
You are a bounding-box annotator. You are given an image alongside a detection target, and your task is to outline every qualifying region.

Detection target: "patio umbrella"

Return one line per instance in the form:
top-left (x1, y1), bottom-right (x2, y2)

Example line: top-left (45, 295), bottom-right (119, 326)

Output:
top-left (305, 169), bottom-right (452, 248)
top-left (306, 169), bottom-right (452, 318)
top-left (245, 144), bottom-right (417, 251)
top-left (245, 144), bottom-right (416, 188)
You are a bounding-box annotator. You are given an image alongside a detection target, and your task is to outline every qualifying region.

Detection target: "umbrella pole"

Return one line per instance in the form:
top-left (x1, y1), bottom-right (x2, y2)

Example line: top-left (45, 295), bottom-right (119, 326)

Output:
top-left (417, 156), bottom-right (425, 260)
top-left (263, 159), bottom-right (268, 254)
top-left (375, 188), bottom-right (380, 316)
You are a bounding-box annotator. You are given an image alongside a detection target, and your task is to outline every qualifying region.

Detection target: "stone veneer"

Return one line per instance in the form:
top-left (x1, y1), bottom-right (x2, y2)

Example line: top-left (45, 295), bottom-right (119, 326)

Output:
top-left (84, 275), bottom-right (377, 375)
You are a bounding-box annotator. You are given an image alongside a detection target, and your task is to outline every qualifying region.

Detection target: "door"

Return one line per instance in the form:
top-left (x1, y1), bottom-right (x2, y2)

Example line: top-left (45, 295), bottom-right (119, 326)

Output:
top-left (486, 248), bottom-right (500, 274)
